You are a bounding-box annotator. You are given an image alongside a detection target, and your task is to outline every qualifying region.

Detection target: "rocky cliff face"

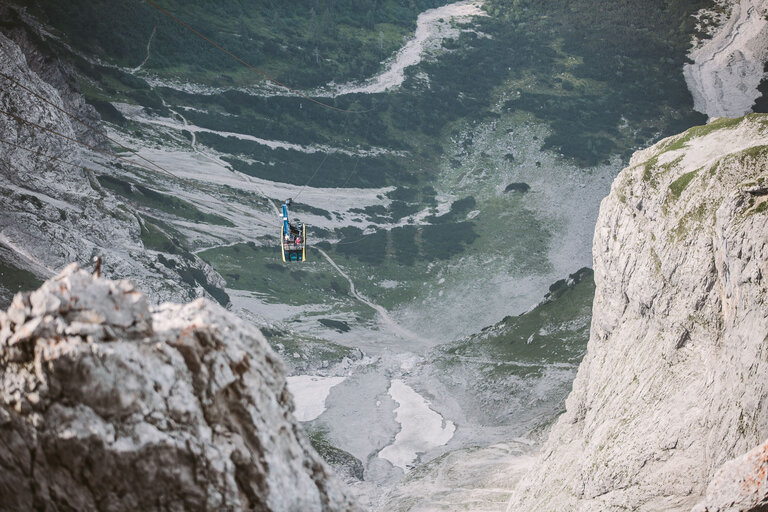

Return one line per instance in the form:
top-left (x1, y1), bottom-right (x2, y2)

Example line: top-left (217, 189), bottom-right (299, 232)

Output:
top-left (0, 264), bottom-right (358, 511)
top-left (0, 18), bottom-right (227, 307)
top-left (508, 114), bottom-right (768, 511)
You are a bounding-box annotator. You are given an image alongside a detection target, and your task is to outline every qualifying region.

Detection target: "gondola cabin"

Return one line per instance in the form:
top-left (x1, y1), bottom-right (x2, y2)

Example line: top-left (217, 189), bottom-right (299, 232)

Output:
top-left (281, 199), bottom-right (306, 262)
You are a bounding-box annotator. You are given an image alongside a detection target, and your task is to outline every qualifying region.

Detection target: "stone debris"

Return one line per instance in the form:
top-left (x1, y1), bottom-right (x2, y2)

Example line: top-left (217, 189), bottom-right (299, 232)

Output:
top-left (0, 264), bottom-right (359, 511)
top-left (684, 0), bottom-right (768, 118)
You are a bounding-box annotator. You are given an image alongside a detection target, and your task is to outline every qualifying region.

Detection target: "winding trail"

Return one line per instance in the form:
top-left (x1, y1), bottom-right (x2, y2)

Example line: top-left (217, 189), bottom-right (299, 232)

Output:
top-left (316, 247), bottom-right (428, 346)
top-left (131, 26), bottom-right (156, 73)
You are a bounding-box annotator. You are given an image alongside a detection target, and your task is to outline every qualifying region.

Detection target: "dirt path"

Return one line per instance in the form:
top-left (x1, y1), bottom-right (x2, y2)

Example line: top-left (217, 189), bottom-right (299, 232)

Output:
top-left (131, 26), bottom-right (156, 73)
top-left (316, 247), bottom-right (429, 346)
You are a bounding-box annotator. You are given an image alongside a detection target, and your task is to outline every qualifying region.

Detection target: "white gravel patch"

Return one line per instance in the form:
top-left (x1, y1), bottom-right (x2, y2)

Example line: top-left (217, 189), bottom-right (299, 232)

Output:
top-left (286, 375), bottom-right (347, 422)
top-left (378, 379), bottom-right (455, 471)
top-left (317, 1), bottom-right (486, 97)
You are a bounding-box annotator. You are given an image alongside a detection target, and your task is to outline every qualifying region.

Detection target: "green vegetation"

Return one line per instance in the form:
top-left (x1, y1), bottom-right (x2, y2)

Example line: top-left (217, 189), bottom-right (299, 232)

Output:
top-left (156, 253), bottom-right (230, 306)
top-left (260, 326), bottom-right (357, 370)
top-left (752, 62), bottom-right (768, 113)
top-left (198, 243), bottom-right (352, 306)
top-left (98, 174), bottom-right (234, 226)
top-left (430, 268), bottom-right (595, 425)
top-left (736, 144), bottom-right (768, 163)
top-left (2, 0), bottom-right (731, 302)
top-left (673, 201), bottom-right (710, 240)
top-left (23, 0), bottom-right (444, 87)
top-left (327, 217), bottom-right (479, 267)
top-left (289, 201), bottom-right (332, 220)
top-left (305, 426), bottom-right (364, 480)
top-left (12, 0), bottom-right (715, 174)
top-left (140, 219), bottom-right (175, 253)
top-left (442, 267), bottom-right (594, 370)
top-left (661, 155), bottom-right (685, 174)
top-left (152, 0), bottom-right (714, 169)
top-left (214, 144), bottom-right (412, 188)
top-left (504, 182), bottom-right (530, 193)
top-left (487, 0), bottom-right (711, 165)
top-left (669, 169), bottom-right (699, 199)
top-left (318, 318), bottom-right (351, 333)
top-left (643, 156), bottom-right (659, 182)
top-left (140, 216), bottom-right (185, 253)
top-left (662, 116), bottom-right (744, 154)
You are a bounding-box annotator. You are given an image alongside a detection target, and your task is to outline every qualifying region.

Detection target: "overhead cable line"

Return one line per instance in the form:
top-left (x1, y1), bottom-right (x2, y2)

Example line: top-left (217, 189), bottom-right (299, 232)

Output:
top-left (2, 107), bottom-right (380, 251)
top-left (2, 69), bottom-right (365, 228)
top-left (293, 151), bottom-right (329, 201)
top-left (0, 135), bottom-right (92, 171)
top-left (2, 64), bottom-right (377, 248)
top-left (2, 72), bottom-right (284, 226)
top-left (0, 120), bottom-right (277, 229)
top-left (335, 232), bottom-right (377, 245)
top-left (143, 0), bottom-right (370, 114)
top-left (0, 108), bottom-right (169, 176)
top-left (0, 71), bottom-right (190, 184)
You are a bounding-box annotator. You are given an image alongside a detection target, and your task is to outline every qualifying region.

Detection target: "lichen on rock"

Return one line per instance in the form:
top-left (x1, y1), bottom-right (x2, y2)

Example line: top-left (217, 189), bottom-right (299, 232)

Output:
top-left (0, 264), bottom-right (358, 511)
top-left (692, 438), bottom-right (768, 512)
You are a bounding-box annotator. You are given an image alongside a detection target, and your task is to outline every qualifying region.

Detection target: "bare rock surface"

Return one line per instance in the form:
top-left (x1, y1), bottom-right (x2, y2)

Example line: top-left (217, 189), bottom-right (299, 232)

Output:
top-left (0, 264), bottom-right (358, 511)
top-left (507, 114), bottom-right (768, 511)
top-left (693, 438), bottom-right (768, 512)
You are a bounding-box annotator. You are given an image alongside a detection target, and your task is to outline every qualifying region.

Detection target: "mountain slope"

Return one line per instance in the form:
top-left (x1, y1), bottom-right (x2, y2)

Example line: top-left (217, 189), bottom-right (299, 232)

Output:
top-left (508, 114), bottom-right (768, 511)
top-left (0, 28), bottom-right (228, 307)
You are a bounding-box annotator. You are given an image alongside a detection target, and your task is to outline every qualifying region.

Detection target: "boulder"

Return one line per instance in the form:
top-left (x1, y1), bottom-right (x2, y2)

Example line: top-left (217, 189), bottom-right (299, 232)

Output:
top-left (0, 264), bottom-right (358, 511)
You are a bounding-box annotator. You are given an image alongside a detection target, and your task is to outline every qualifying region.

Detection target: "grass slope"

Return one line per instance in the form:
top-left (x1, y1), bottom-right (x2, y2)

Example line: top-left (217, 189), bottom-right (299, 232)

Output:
top-left (430, 268), bottom-right (595, 426)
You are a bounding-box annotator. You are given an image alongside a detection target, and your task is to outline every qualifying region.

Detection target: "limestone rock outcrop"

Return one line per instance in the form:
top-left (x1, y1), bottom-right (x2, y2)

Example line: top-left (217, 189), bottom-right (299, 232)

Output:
top-left (508, 114), bottom-right (768, 511)
top-left (0, 264), bottom-right (358, 511)
top-left (693, 438), bottom-right (768, 512)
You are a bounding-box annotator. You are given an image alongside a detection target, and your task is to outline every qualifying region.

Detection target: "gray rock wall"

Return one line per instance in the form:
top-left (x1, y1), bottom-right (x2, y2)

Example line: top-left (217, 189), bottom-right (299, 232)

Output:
top-left (508, 115), bottom-right (768, 511)
top-left (0, 264), bottom-right (358, 511)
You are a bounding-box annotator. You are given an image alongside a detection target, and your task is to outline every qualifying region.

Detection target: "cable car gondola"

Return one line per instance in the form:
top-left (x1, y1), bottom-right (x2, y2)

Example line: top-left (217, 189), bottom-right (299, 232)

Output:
top-left (281, 198), bottom-right (306, 262)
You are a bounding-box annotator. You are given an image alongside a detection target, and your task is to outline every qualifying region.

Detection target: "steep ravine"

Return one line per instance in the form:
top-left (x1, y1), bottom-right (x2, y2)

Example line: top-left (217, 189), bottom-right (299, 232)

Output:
top-left (508, 114), bottom-right (768, 511)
